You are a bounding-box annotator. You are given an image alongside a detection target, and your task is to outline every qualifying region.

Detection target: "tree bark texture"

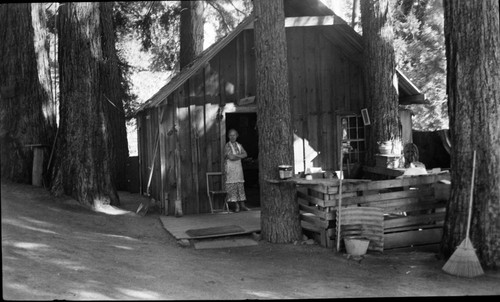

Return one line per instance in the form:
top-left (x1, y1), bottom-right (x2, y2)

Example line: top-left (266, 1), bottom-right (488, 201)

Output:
top-left (361, 0), bottom-right (400, 166)
top-left (254, 0), bottom-right (302, 243)
top-left (180, 1), bottom-right (204, 70)
top-left (442, 0), bottom-right (500, 268)
top-left (51, 3), bottom-right (119, 208)
top-left (100, 2), bottom-right (129, 191)
top-left (0, 3), bottom-right (56, 184)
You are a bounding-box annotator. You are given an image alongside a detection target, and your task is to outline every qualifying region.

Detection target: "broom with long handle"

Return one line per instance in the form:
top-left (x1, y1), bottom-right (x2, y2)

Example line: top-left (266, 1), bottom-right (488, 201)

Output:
top-left (442, 150), bottom-right (484, 277)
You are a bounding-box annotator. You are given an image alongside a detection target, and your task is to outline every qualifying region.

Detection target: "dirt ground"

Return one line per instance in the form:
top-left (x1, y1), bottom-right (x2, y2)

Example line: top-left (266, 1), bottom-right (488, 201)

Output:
top-left (2, 181), bottom-right (499, 300)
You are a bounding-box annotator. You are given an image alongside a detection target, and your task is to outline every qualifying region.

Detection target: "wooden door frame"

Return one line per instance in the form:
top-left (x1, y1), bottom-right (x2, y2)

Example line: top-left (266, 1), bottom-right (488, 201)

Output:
top-left (219, 104), bottom-right (257, 172)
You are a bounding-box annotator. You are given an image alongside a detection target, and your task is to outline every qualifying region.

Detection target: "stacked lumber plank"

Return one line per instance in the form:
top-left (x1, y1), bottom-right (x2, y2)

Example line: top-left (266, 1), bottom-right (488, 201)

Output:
top-left (296, 172), bottom-right (450, 251)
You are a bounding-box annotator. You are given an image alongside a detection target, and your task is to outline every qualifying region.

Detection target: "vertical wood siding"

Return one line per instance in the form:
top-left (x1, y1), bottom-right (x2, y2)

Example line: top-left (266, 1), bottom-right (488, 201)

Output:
top-left (139, 26), bottom-right (367, 215)
top-left (286, 26), bottom-right (365, 174)
top-left (138, 108), bottom-right (161, 200)
top-left (160, 100), bottom-right (176, 214)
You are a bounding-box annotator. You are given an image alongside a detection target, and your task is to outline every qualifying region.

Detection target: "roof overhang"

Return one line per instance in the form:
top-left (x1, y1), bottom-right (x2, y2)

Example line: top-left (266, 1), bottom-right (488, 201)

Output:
top-left (396, 69), bottom-right (427, 105)
top-left (134, 15), bottom-right (255, 115)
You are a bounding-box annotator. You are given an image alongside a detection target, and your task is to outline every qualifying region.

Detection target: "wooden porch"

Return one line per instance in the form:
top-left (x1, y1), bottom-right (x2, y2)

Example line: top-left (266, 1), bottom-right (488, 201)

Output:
top-left (159, 210), bottom-right (261, 240)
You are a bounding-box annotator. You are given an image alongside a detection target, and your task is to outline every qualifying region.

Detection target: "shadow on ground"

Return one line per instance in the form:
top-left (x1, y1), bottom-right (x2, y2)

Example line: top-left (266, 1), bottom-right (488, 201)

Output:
top-left (2, 181), bottom-right (499, 299)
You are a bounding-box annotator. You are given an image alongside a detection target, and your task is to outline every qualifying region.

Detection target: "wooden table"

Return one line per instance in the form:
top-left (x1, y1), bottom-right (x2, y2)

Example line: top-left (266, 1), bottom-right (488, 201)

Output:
top-left (265, 177), bottom-right (369, 187)
top-left (363, 165), bottom-right (406, 178)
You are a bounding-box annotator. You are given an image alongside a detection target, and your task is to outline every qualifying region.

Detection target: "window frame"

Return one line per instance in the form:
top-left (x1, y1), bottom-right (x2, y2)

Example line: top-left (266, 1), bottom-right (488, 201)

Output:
top-left (338, 114), bottom-right (366, 174)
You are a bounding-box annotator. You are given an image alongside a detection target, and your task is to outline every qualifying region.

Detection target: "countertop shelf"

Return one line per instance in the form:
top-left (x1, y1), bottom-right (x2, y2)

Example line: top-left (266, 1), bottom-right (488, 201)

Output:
top-left (265, 177), bottom-right (370, 187)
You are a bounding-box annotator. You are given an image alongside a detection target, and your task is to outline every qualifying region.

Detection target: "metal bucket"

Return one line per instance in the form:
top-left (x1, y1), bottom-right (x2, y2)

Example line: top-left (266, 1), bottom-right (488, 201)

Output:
top-left (344, 236), bottom-right (370, 256)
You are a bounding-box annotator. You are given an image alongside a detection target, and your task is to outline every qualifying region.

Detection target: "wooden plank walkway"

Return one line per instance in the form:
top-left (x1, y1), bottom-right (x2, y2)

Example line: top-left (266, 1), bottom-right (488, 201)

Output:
top-left (159, 210), bottom-right (261, 240)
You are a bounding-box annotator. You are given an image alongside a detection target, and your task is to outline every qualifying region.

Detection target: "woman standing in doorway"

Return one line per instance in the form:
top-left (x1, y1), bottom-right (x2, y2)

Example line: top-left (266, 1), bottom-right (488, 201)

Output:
top-left (224, 129), bottom-right (250, 212)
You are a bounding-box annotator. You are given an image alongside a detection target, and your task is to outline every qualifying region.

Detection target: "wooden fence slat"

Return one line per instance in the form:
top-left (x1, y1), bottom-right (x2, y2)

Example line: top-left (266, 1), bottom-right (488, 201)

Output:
top-left (307, 188), bottom-right (324, 201)
top-left (341, 207), bottom-right (384, 214)
top-left (340, 219), bottom-right (385, 227)
top-left (364, 198), bottom-right (446, 213)
top-left (301, 220), bottom-right (322, 233)
top-left (300, 213), bottom-right (329, 229)
top-left (301, 184), bottom-right (330, 194)
top-left (326, 192), bottom-right (358, 201)
top-left (297, 190), bottom-right (325, 207)
top-left (298, 201), bottom-right (334, 220)
top-left (384, 222), bottom-right (444, 233)
top-left (384, 228), bottom-right (443, 249)
top-left (340, 173), bottom-right (450, 193)
top-left (384, 212), bottom-right (446, 229)
top-left (339, 187), bottom-right (433, 206)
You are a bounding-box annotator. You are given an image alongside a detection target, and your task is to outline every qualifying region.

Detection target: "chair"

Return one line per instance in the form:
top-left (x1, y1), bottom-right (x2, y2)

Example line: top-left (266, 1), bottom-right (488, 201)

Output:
top-left (206, 172), bottom-right (229, 213)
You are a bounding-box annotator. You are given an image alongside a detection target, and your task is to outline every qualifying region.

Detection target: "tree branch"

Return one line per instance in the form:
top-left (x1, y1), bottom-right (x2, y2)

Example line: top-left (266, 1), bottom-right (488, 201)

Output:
top-left (206, 0), bottom-right (232, 33)
top-left (228, 0), bottom-right (247, 16)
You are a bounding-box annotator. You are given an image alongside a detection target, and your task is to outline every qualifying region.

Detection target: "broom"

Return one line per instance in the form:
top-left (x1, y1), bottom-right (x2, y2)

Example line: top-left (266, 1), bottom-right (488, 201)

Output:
top-left (442, 150), bottom-right (484, 277)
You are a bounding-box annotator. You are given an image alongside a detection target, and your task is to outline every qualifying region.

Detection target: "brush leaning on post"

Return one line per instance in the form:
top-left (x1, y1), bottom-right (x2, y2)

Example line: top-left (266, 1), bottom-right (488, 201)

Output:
top-left (442, 150), bottom-right (484, 277)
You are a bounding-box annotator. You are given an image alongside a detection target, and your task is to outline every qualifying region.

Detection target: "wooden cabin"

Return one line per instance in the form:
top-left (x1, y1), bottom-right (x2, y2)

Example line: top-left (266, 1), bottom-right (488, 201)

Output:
top-left (135, 0), bottom-right (425, 215)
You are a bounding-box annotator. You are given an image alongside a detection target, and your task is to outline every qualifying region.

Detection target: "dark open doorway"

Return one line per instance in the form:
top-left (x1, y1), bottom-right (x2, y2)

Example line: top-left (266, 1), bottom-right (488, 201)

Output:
top-left (225, 112), bottom-right (260, 208)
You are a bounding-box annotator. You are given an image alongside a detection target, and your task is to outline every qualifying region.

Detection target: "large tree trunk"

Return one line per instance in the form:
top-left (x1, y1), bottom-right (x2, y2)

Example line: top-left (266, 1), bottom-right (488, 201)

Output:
top-left (441, 0), bottom-right (500, 269)
top-left (100, 2), bottom-right (129, 191)
top-left (179, 1), bottom-right (204, 70)
top-left (51, 2), bottom-right (119, 208)
top-left (0, 3), bottom-right (56, 184)
top-left (361, 0), bottom-right (400, 165)
top-left (254, 0), bottom-right (302, 243)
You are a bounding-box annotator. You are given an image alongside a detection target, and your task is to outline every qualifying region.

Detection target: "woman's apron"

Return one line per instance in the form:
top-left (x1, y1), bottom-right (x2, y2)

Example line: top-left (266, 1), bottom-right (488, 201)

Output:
top-left (225, 142), bottom-right (244, 184)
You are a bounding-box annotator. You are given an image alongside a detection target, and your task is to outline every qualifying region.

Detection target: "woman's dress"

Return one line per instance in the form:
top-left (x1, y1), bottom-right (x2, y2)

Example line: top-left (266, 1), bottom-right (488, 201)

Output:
top-left (224, 141), bottom-right (246, 202)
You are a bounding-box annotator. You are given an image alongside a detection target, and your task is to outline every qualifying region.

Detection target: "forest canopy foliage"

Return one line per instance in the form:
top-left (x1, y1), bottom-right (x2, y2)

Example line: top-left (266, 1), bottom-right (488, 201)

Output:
top-left (333, 0), bottom-right (447, 131)
top-left (110, 1), bottom-right (251, 115)
top-left (41, 0), bottom-right (446, 127)
top-left (393, 0), bottom-right (448, 131)
top-left (41, 1), bottom-right (445, 129)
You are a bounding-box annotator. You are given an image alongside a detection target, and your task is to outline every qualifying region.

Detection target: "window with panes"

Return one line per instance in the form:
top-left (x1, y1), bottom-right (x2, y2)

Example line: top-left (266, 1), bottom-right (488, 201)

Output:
top-left (340, 115), bottom-right (366, 167)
